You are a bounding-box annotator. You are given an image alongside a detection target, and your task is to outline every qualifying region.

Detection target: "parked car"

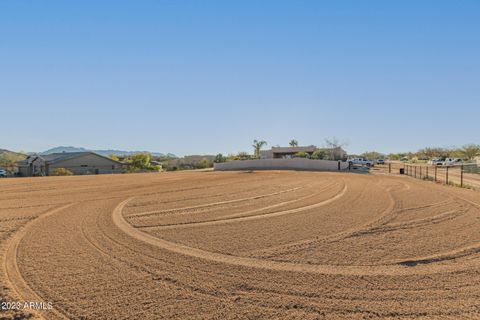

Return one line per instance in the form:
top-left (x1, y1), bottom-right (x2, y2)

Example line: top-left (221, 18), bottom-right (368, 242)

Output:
top-left (347, 158), bottom-right (374, 167)
top-left (0, 169), bottom-right (6, 177)
top-left (376, 159), bottom-right (385, 165)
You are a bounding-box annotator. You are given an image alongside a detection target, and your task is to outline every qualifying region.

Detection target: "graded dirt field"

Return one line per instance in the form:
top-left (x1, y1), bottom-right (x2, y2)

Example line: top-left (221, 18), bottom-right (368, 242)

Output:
top-left (1, 171), bottom-right (480, 319)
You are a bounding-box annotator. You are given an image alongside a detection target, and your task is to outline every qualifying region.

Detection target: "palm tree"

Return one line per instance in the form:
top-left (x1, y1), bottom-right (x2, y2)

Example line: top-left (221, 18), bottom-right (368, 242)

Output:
top-left (252, 140), bottom-right (267, 158)
top-left (289, 139), bottom-right (299, 147)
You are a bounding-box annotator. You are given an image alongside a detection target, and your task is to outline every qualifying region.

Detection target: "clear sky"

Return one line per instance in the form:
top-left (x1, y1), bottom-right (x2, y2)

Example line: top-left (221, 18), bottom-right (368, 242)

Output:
top-left (1, 1), bottom-right (479, 156)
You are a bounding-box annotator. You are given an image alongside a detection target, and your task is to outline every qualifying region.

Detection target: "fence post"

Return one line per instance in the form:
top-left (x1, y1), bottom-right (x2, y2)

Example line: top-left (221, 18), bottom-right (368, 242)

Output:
top-left (426, 166), bottom-right (429, 179)
top-left (420, 166), bottom-right (422, 179)
top-left (435, 166), bottom-right (437, 182)
top-left (446, 166), bottom-right (449, 185)
top-left (415, 166), bottom-right (417, 178)
top-left (461, 164), bottom-right (464, 188)
top-left (338, 161), bottom-right (341, 171)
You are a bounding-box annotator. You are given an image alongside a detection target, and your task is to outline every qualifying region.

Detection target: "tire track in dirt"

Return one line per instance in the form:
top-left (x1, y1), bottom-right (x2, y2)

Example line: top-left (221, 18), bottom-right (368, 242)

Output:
top-left (458, 197), bottom-right (480, 209)
top-left (134, 182), bottom-right (340, 229)
top-left (114, 196), bottom-right (479, 276)
top-left (4, 171), bottom-right (480, 319)
top-left (78, 207), bottom-right (245, 305)
top-left (3, 203), bottom-right (76, 320)
top-left (391, 183), bottom-right (480, 266)
top-left (124, 175), bottom-right (304, 210)
top-left (395, 244), bottom-right (480, 266)
top-left (250, 179), bottom-right (397, 259)
top-left (324, 178), bottom-right (469, 241)
top-left (259, 178), bottom-right (480, 264)
top-left (127, 186), bottom-right (304, 218)
top-left (349, 209), bottom-right (467, 237)
top-left (392, 196), bottom-right (480, 266)
top-left (394, 199), bottom-right (454, 213)
top-left (347, 194), bottom-right (473, 238)
top-left (134, 192), bottom-right (318, 229)
top-left (339, 178), bottom-right (480, 267)
top-left (15, 198), bottom-right (229, 319)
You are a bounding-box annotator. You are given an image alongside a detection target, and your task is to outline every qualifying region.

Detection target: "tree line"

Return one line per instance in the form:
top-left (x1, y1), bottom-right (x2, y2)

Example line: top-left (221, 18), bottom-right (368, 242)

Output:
top-left (360, 144), bottom-right (480, 161)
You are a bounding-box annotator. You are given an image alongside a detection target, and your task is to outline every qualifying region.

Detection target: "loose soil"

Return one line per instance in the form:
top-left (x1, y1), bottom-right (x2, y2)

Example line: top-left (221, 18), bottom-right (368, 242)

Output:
top-left (0, 171), bottom-right (479, 319)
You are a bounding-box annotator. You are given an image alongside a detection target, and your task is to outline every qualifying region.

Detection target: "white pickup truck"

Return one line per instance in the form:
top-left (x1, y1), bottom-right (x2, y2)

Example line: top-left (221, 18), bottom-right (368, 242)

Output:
top-left (428, 159), bottom-right (444, 165)
top-left (441, 158), bottom-right (463, 166)
top-left (429, 158), bottom-right (463, 166)
top-left (0, 169), bottom-right (6, 177)
top-left (347, 158), bottom-right (374, 167)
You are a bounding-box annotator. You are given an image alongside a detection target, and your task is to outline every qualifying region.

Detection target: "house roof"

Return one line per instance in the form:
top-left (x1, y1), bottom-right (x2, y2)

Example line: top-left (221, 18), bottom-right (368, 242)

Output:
top-left (40, 152), bottom-right (92, 163)
top-left (270, 146), bottom-right (317, 153)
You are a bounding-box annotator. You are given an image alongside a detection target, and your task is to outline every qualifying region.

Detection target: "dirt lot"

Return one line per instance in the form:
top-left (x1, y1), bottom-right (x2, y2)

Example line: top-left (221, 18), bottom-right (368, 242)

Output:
top-left (1, 171), bottom-right (479, 319)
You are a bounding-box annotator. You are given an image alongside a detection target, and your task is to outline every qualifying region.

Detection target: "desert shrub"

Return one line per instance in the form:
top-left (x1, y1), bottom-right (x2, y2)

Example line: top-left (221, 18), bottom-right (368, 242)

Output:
top-left (293, 151), bottom-right (309, 158)
top-left (310, 150), bottom-right (326, 160)
top-left (232, 152), bottom-right (251, 161)
top-left (50, 168), bottom-right (73, 176)
top-left (129, 153), bottom-right (151, 169)
top-left (125, 152), bottom-right (163, 172)
top-left (195, 158), bottom-right (212, 169)
top-left (447, 181), bottom-right (474, 189)
top-left (214, 153), bottom-right (227, 163)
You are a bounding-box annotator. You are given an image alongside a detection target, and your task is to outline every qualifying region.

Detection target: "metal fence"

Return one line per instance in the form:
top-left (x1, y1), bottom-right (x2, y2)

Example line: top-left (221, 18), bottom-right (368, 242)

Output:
top-left (371, 162), bottom-right (404, 175)
top-left (373, 162), bottom-right (480, 190)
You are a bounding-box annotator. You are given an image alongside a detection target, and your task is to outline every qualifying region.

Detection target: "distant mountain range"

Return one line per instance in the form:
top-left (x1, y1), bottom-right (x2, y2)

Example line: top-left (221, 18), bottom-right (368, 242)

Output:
top-left (39, 146), bottom-right (176, 158)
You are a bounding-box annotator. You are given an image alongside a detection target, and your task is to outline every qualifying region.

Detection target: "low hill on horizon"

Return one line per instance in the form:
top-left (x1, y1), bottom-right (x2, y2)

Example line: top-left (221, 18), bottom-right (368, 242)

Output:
top-left (0, 149), bottom-right (27, 173)
top-left (40, 146), bottom-right (176, 158)
top-left (0, 149), bottom-right (26, 157)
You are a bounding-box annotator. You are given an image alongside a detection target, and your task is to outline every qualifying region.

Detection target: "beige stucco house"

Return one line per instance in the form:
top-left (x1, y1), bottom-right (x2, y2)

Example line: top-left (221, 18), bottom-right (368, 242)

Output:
top-left (17, 152), bottom-right (124, 176)
top-left (260, 146), bottom-right (347, 160)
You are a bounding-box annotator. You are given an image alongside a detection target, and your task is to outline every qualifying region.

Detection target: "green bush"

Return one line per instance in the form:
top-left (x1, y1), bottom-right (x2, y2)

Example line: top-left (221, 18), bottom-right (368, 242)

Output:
top-left (125, 152), bottom-right (163, 172)
top-left (214, 154), bottom-right (227, 163)
top-left (310, 150), bottom-right (326, 160)
top-left (196, 158), bottom-right (211, 169)
top-left (232, 152), bottom-right (251, 161)
top-left (293, 151), bottom-right (309, 158)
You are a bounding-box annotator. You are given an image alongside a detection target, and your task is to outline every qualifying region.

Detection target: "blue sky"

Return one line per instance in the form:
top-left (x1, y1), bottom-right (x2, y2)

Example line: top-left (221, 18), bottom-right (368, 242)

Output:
top-left (1, 1), bottom-right (479, 156)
